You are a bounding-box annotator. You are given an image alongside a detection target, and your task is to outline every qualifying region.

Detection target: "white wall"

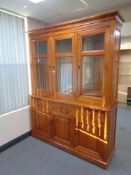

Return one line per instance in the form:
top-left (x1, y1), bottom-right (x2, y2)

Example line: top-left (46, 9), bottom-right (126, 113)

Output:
top-left (0, 107), bottom-right (31, 146)
top-left (0, 18), bottom-right (46, 147)
top-left (26, 17), bottom-right (47, 32)
top-left (118, 37), bottom-right (131, 103)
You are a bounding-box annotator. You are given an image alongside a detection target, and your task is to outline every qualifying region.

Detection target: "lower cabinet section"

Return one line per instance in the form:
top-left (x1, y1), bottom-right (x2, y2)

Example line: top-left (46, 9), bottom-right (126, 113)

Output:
top-left (31, 98), bottom-right (117, 168)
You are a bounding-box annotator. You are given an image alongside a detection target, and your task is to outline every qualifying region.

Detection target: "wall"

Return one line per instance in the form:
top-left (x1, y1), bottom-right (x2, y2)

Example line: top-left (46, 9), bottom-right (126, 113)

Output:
top-left (0, 18), bottom-right (46, 147)
top-left (117, 106), bottom-right (131, 133)
top-left (26, 17), bottom-right (47, 32)
top-left (0, 107), bottom-right (31, 146)
top-left (118, 37), bottom-right (131, 103)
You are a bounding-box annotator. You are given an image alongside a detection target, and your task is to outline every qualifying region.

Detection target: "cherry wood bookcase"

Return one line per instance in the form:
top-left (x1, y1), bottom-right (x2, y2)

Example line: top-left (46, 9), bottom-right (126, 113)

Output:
top-left (29, 11), bottom-right (123, 168)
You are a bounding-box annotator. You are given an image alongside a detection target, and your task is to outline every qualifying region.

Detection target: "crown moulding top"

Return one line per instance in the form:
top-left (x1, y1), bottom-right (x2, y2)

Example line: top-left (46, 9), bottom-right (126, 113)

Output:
top-left (28, 11), bottom-right (124, 35)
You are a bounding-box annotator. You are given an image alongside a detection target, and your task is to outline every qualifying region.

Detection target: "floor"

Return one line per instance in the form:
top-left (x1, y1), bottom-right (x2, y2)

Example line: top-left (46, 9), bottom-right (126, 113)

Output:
top-left (0, 107), bottom-right (131, 175)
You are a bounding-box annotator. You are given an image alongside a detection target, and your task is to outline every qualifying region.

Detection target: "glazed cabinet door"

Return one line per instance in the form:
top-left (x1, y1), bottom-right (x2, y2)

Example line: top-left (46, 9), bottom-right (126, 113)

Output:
top-left (31, 109), bottom-right (52, 138)
top-left (52, 33), bottom-right (77, 99)
top-left (30, 36), bottom-right (53, 97)
top-left (77, 28), bottom-right (111, 107)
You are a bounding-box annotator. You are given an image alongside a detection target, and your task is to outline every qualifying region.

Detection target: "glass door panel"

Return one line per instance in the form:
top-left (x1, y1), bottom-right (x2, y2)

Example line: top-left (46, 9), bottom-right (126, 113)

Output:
top-left (31, 37), bottom-right (52, 96)
top-left (82, 56), bottom-right (104, 97)
top-left (35, 41), bottom-right (47, 55)
top-left (56, 39), bottom-right (72, 52)
top-left (78, 30), bottom-right (106, 101)
top-left (56, 57), bottom-right (72, 94)
top-left (53, 34), bottom-right (76, 98)
top-left (35, 58), bottom-right (48, 90)
top-left (82, 34), bottom-right (104, 51)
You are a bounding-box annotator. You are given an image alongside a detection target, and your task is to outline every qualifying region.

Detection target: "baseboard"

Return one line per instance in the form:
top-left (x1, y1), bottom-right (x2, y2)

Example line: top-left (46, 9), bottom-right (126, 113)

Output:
top-left (0, 131), bottom-right (31, 153)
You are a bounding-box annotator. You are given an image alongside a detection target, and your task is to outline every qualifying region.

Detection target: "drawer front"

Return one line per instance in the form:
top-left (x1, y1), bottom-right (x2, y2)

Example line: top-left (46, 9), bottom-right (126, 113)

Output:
top-left (48, 101), bottom-right (76, 117)
top-left (30, 97), bottom-right (47, 113)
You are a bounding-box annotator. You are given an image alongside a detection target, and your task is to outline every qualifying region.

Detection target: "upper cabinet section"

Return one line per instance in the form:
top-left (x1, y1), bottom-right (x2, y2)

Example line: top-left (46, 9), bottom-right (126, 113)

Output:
top-left (29, 11), bottom-right (123, 107)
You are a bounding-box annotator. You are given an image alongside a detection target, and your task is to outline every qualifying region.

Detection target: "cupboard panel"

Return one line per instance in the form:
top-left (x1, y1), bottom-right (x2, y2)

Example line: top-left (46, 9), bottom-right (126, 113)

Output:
top-left (32, 110), bottom-right (51, 137)
top-left (53, 115), bottom-right (75, 146)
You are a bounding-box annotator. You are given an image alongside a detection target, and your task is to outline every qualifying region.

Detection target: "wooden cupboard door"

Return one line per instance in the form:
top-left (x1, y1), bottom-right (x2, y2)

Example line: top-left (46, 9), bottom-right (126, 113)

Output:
top-left (32, 109), bottom-right (51, 137)
top-left (30, 36), bottom-right (53, 97)
top-left (52, 115), bottom-right (75, 147)
top-left (51, 33), bottom-right (77, 99)
top-left (77, 28), bottom-right (111, 107)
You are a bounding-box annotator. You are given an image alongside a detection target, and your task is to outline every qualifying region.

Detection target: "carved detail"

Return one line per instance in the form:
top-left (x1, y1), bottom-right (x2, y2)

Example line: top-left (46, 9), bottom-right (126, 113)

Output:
top-left (75, 106), bottom-right (108, 142)
top-left (48, 101), bottom-right (75, 117)
top-left (31, 97), bottom-right (48, 113)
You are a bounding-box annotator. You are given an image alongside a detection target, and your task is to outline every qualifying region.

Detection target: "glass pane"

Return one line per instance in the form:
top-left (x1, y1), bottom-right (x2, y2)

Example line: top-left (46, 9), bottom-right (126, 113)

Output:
top-left (56, 57), bottom-right (72, 94)
top-left (35, 58), bottom-right (48, 90)
top-left (82, 34), bottom-right (104, 51)
top-left (56, 39), bottom-right (72, 52)
top-left (82, 56), bottom-right (104, 97)
top-left (35, 41), bottom-right (47, 54)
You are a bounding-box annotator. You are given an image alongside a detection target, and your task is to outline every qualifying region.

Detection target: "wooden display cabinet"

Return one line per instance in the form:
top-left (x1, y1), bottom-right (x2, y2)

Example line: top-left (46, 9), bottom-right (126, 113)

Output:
top-left (29, 11), bottom-right (123, 168)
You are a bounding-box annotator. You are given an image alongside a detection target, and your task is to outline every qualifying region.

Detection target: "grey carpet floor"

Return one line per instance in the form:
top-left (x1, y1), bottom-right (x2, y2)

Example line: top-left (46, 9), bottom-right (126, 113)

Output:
top-left (0, 107), bottom-right (131, 175)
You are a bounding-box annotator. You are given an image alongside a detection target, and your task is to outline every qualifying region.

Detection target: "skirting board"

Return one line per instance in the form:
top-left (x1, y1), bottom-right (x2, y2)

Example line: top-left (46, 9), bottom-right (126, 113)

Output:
top-left (0, 131), bottom-right (31, 153)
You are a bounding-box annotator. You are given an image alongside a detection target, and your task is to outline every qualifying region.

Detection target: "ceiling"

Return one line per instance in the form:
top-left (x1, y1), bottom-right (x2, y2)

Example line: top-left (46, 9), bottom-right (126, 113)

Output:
top-left (0, 0), bottom-right (131, 25)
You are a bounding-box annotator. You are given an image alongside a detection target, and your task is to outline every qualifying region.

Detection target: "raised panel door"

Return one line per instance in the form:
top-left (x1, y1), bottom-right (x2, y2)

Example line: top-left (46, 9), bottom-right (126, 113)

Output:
top-left (32, 109), bottom-right (51, 137)
top-left (52, 115), bottom-right (75, 147)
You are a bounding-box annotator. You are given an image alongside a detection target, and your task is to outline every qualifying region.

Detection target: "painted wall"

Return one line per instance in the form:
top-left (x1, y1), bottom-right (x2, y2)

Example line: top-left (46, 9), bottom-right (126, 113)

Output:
top-left (0, 107), bottom-right (31, 146)
top-left (26, 17), bottom-right (47, 32)
top-left (118, 37), bottom-right (131, 103)
top-left (0, 18), bottom-right (46, 147)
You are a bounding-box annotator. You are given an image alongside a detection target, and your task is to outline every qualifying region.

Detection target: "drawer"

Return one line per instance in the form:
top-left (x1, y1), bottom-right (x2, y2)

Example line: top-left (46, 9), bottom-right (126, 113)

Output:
top-left (48, 101), bottom-right (75, 117)
top-left (30, 97), bottom-right (47, 112)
